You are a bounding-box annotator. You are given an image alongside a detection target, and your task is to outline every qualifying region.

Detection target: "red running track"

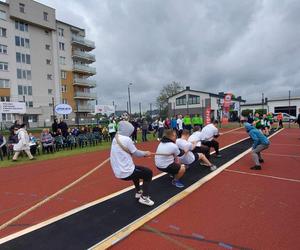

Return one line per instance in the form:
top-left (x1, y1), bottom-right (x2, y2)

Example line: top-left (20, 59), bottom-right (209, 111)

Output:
top-left (111, 128), bottom-right (300, 250)
top-left (0, 128), bottom-right (246, 239)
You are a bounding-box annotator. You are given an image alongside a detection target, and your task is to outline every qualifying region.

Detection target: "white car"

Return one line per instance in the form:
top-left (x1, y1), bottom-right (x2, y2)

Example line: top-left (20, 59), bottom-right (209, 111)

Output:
top-left (273, 113), bottom-right (296, 122)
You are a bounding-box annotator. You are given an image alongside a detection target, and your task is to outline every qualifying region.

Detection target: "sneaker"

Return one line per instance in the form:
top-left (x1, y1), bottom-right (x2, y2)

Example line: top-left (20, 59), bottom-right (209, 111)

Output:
top-left (157, 138), bottom-right (160, 141)
top-left (210, 165), bottom-right (217, 171)
top-left (135, 190), bottom-right (143, 199)
top-left (250, 165), bottom-right (262, 170)
top-left (259, 159), bottom-right (264, 163)
top-left (139, 195), bottom-right (154, 206)
top-left (172, 179), bottom-right (185, 188)
top-left (216, 154), bottom-right (222, 158)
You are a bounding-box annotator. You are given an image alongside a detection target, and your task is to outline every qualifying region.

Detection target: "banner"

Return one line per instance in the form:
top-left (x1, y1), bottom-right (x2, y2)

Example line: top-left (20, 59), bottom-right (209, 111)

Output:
top-left (222, 93), bottom-right (232, 124)
top-left (95, 105), bottom-right (115, 115)
top-left (55, 104), bottom-right (72, 115)
top-left (0, 102), bottom-right (26, 114)
top-left (205, 107), bottom-right (211, 125)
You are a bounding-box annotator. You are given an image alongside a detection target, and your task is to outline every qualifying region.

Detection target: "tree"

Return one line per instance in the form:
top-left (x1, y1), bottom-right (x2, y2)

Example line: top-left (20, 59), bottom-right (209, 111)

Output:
top-left (156, 81), bottom-right (183, 118)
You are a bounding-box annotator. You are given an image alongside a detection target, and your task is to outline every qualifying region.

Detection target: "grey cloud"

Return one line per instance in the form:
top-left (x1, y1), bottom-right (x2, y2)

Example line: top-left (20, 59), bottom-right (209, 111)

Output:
top-left (38, 0), bottom-right (300, 111)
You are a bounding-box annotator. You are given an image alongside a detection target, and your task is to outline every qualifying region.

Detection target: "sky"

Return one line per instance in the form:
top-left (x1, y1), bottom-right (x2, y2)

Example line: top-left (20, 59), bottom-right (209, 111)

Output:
top-left (35, 0), bottom-right (300, 112)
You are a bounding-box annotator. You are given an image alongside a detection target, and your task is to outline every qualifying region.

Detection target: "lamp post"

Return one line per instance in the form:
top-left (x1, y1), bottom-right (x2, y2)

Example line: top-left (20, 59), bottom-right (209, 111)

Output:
top-left (288, 90), bottom-right (291, 128)
top-left (128, 83), bottom-right (133, 115)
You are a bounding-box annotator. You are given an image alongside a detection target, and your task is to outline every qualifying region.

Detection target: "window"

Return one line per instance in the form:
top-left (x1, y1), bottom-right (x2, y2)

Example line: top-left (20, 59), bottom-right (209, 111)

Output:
top-left (63, 114), bottom-right (68, 120)
top-left (2, 113), bottom-right (14, 121)
top-left (0, 62), bottom-right (8, 71)
top-left (47, 74), bottom-right (52, 80)
top-left (43, 12), bottom-right (48, 21)
top-left (26, 54), bottom-right (31, 64)
top-left (58, 28), bottom-right (64, 37)
top-left (23, 85), bottom-right (27, 95)
top-left (188, 95), bottom-right (200, 105)
top-left (0, 10), bottom-right (6, 20)
top-left (0, 79), bottom-right (10, 88)
top-left (0, 96), bottom-right (10, 102)
top-left (21, 53), bottom-right (26, 63)
top-left (48, 89), bottom-right (52, 94)
top-left (61, 85), bottom-right (67, 93)
top-left (62, 98), bottom-right (68, 104)
top-left (22, 70), bottom-right (26, 79)
top-left (25, 38), bottom-right (30, 48)
top-left (61, 70), bottom-right (67, 79)
top-left (176, 95), bottom-right (187, 106)
top-left (0, 44), bottom-right (7, 54)
top-left (26, 70), bottom-right (31, 80)
top-left (46, 59), bottom-right (51, 65)
top-left (59, 56), bottom-right (66, 65)
top-left (18, 85), bottom-right (23, 95)
top-left (16, 52), bottom-right (21, 62)
top-left (59, 42), bottom-right (65, 51)
top-left (0, 27), bottom-right (7, 37)
top-left (19, 3), bottom-right (25, 13)
top-left (15, 21), bottom-right (29, 32)
top-left (27, 101), bottom-right (33, 108)
top-left (20, 37), bottom-right (24, 47)
top-left (45, 44), bottom-right (51, 50)
top-left (28, 86), bottom-right (32, 95)
top-left (15, 36), bottom-right (20, 46)
top-left (17, 69), bottom-right (22, 79)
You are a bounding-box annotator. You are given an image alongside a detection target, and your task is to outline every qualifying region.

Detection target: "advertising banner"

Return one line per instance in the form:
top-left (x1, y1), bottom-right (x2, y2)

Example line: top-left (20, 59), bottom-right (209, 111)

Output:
top-left (205, 106), bottom-right (211, 125)
top-left (222, 93), bottom-right (232, 124)
top-left (0, 102), bottom-right (26, 114)
top-left (55, 104), bottom-right (72, 115)
top-left (95, 105), bottom-right (115, 115)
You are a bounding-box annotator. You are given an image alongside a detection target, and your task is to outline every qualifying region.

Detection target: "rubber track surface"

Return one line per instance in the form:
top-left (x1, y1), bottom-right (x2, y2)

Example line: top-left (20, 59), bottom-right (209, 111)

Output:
top-left (1, 136), bottom-right (256, 250)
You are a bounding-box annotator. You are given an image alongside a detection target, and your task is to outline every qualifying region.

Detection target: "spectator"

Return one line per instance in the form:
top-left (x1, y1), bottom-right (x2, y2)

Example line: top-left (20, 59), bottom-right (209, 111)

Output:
top-left (141, 118), bottom-right (148, 142)
top-left (130, 118), bottom-right (139, 143)
top-left (183, 114), bottom-right (192, 133)
top-left (157, 118), bottom-right (164, 141)
top-left (171, 116), bottom-right (177, 131)
top-left (12, 123), bottom-right (34, 161)
top-left (0, 132), bottom-right (6, 160)
top-left (52, 117), bottom-right (59, 135)
top-left (177, 114), bottom-right (183, 138)
top-left (247, 113), bottom-right (254, 124)
top-left (41, 128), bottom-right (54, 153)
top-left (9, 120), bottom-right (20, 136)
top-left (58, 118), bottom-right (68, 138)
top-left (108, 118), bottom-right (117, 141)
top-left (164, 117), bottom-right (171, 129)
top-left (29, 133), bottom-right (38, 156)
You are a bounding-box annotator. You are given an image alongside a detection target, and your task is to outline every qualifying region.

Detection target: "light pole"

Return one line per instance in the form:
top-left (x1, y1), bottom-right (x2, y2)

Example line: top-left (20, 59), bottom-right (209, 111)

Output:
top-left (128, 83), bottom-right (133, 115)
top-left (288, 90), bottom-right (291, 128)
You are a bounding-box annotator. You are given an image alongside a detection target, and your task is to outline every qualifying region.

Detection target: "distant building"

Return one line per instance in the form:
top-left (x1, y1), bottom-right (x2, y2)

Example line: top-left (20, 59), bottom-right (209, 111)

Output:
top-left (241, 97), bottom-right (300, 116)
top-left (0, 0), bottom-right (96, 127)
top-left (167, 86), bottom-right (245, 120)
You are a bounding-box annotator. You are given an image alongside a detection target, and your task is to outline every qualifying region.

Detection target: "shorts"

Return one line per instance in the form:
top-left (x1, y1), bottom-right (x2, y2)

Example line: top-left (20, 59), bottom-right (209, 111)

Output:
top-left (192, 152), bottom-right (200, 163)
top-left (157, 162), bottom-right (181, 175)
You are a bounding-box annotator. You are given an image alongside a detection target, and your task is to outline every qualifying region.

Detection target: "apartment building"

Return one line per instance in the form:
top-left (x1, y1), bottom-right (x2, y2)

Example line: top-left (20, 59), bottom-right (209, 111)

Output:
top-left (0, 0), bottom-right (96, 128)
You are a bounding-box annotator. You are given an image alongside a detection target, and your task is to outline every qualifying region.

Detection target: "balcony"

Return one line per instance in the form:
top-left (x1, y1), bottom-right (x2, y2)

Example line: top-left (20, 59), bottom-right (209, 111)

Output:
top-left (73, 64), bottom-right (96, 75)
top-left (74, 91), bottom-right (97, 100)
top-left (75, 104), bottom-right (94, 113)
top-left (72, 50), bottom-right (96, 63)
top-left (71, 35), bottom-right (95, 51)
top-left (73, 78), bottom-right (96, 88)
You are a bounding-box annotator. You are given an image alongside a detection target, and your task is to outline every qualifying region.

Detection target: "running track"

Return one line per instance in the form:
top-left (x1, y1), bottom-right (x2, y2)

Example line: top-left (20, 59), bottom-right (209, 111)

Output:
top-left (0, 128), bottom-right (299, 249)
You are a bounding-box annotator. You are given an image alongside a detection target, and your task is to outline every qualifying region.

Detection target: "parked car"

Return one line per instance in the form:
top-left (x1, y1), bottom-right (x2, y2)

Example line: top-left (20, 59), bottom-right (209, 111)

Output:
top-left (273, 113), bottom-right (296, 122)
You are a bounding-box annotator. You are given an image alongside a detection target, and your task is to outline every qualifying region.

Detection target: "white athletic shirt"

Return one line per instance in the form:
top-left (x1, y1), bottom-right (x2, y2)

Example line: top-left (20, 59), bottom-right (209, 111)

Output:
top-left (188, 131), bottom-right (203, 147)
top-left (155, 142), bottom-right (180, 169)
top-left (110, 134), bottom-right (137, 178)
top-left (158, 120), bottom-right (164, 128)
top-left (177, 118), bottom-right (183, 130)
top-left (176, 138), bottom-right (195, 165)
top-left (108, 122), bottom-right (116, 133)
top-left (201, 124), bottom-right (219, 141)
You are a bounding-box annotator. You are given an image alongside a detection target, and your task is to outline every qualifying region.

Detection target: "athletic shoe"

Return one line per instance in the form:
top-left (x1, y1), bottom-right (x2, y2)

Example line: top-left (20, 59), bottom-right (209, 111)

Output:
top-left (135, 190), bottom-right (143, 199)
top-left (210, 165), bottom-right (217, 171)
top-left (259, 159), bottom-right (264, 163)
top-left (216, 154), bottom-right (222, 158)
top-left (250, 165), bottom-right (262, 170)
top-left (172, 179), bottom-right (184, 188)
top-left (157, 138), bottom-right (160, 141)
top-left (139, 195), bottom-right (154, 206)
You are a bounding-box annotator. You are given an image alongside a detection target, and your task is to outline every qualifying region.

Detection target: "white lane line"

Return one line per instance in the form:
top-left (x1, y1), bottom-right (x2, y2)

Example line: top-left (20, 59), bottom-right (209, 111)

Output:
top-left (225, 169), bottom-right (300, 183)
top-left (220, 127), bottom-right (243, 135)
top-left (262, 152), bottom-right (300, 158)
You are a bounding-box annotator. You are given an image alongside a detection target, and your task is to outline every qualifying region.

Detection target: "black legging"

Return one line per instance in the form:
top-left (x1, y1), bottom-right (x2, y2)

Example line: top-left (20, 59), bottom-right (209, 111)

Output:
top-left (122, 166), bottom-right (153, 196)
top-left (201, 139), bottom-right (220, 155)
top-left (192, 145), bottom-right (210, 159)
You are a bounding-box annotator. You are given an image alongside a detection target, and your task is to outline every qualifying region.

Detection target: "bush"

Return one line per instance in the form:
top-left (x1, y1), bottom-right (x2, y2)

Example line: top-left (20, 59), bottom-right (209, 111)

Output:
top-left (241, 109), bottom-right (253, 117)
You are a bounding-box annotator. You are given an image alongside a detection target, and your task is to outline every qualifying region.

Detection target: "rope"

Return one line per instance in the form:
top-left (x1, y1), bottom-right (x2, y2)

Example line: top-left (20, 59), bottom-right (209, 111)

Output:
top-left (0, 158), bottom-right (110, 231)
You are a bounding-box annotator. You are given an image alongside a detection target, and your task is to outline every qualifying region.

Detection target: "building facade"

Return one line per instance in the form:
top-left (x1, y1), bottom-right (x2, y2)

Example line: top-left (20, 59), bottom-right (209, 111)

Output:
top-left (241, 97), bottom-right (300, 117)
top-left (167, 86), bottom-right (245, 120)
top-left (0, 0), bottom-right (96, 128)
